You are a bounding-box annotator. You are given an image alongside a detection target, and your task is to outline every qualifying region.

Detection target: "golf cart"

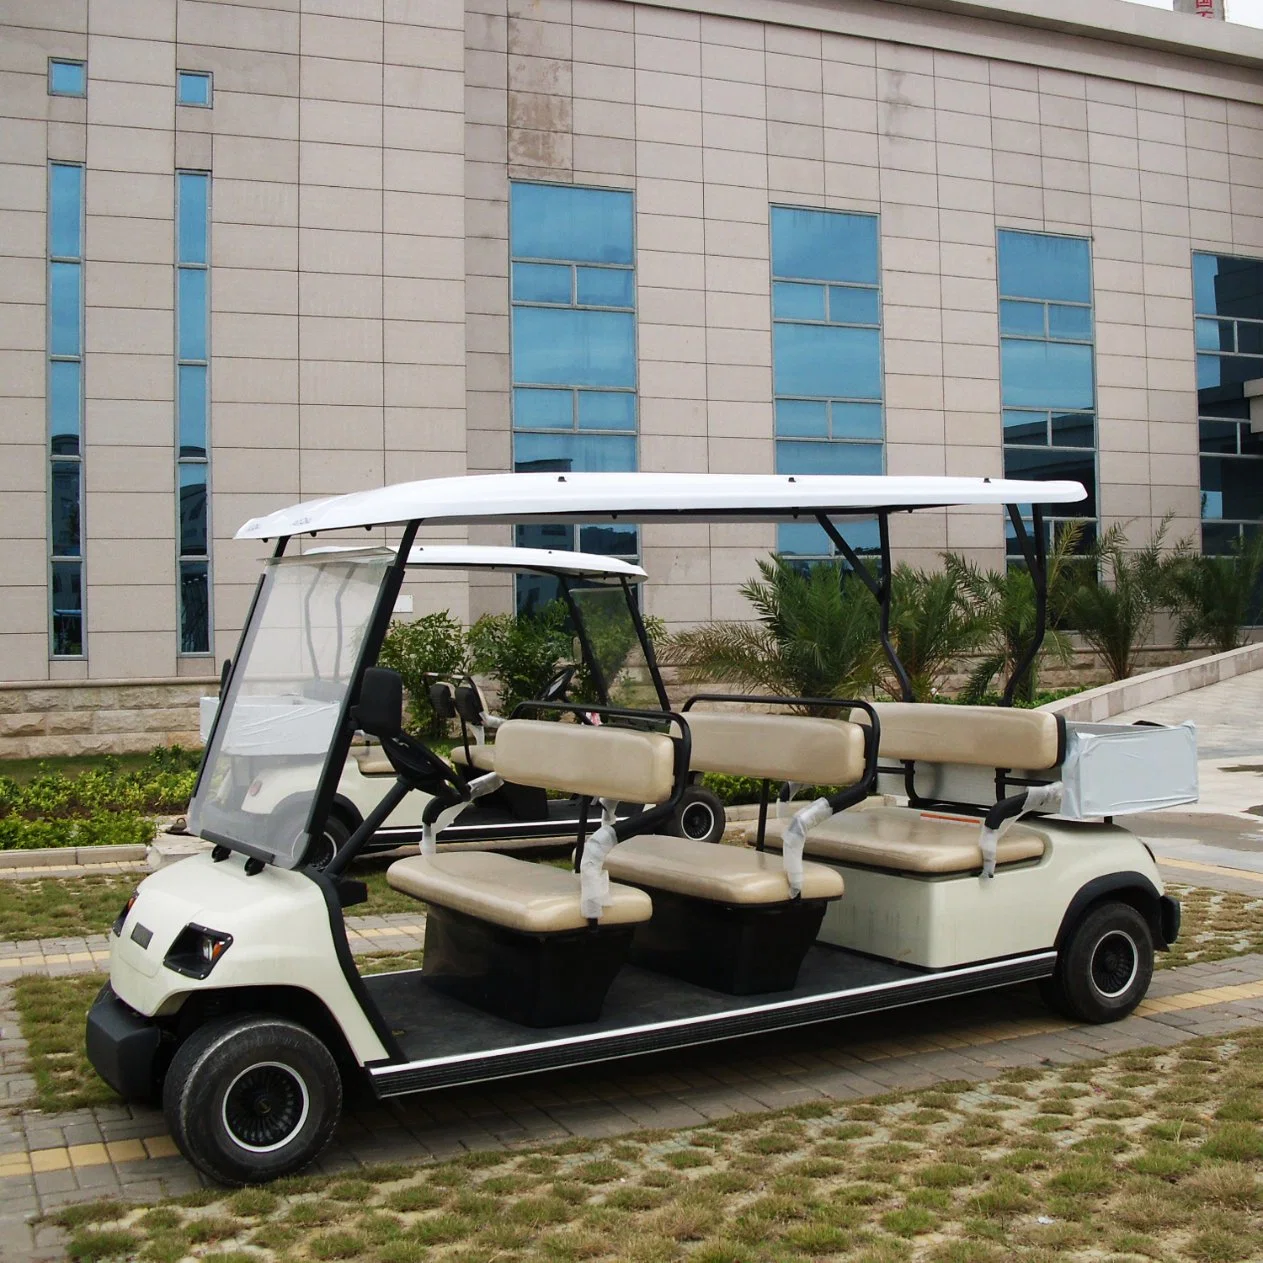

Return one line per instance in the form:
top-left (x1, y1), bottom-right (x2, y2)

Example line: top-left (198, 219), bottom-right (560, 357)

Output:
top-left (194, 544), bottom-right (725, 868)
top-left (87, 473), bottom-right (1195, 1185)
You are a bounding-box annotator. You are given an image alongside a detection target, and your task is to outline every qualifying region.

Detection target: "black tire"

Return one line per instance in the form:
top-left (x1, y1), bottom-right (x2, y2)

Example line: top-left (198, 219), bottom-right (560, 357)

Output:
top-left (303, 812), bottom-right (352, 871)
top-left (669, 784), bottom-right (726, 844)
top-left (163, 1015), bottom-right (342, 1186)
top-left (1045, 901), bottom-right (1154, 1024)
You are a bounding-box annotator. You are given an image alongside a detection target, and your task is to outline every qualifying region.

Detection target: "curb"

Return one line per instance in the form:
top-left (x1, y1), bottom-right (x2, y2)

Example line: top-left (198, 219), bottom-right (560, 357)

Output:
top-left (0, 844), bottom-right (148, 870)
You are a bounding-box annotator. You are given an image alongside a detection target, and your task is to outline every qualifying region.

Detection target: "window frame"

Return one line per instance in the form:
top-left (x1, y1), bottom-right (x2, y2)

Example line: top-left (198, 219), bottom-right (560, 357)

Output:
top-left (48, 58), bottom-right (86, 98)
top-left (176, 70), bottom-right (213, 108)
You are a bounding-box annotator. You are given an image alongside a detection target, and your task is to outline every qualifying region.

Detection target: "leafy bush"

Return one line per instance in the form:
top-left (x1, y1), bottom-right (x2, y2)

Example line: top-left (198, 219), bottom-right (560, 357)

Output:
top-left (1167, 532), bottom-right (1263, 654)
top-left (888, 565), bottom-right (988, 700)
top-left (700, 773), bottom-right (845, 807)
top-left (664, 557), bottom-right (882, 711)
top-left (467, 602), bottom-right (574, 717)
top-left (377, 611), bottom-right (470, 737)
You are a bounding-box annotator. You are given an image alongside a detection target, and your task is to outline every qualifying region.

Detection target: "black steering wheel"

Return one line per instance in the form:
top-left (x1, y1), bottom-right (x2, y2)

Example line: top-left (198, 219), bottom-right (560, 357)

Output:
top-left (538, 664), bottom-right (577, 704)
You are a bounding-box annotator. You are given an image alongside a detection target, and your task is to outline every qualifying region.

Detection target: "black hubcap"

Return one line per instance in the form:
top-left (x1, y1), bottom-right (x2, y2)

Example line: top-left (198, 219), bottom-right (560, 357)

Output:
top-left (1091, 932), bottom-right (1137, 998)
top-left (224, 1065), bottom-right (305, 1150)
top-left (681, 803), bottom-right (715, 840)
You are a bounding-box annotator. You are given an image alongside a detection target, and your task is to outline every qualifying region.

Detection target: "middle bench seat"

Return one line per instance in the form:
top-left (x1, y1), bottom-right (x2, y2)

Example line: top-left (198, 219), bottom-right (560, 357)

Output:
top-left (387, 718), bottom-right (675, 1027)
top-left (604, 710), bottom-right (863, 994)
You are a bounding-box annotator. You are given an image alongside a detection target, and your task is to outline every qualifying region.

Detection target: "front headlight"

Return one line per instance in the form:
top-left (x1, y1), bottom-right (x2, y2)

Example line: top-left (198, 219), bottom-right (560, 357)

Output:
top-left (163, 924), bottom-right (233, 979)
top-left (111, 892), bottom-right (139, 937)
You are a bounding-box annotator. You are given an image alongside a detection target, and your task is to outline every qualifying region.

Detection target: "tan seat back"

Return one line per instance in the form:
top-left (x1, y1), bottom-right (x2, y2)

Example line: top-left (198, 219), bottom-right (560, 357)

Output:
top-left (493, 719), bottom-right (677, 804)
top-left (855, 703), bottom-right (1063, 771)
top-left (684, 711), bottom-right (867, 786)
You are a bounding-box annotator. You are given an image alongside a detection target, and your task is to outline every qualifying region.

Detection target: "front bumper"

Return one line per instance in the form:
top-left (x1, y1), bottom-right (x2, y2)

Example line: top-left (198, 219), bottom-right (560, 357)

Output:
top-left (85, 983), bottom-right (163, 1102)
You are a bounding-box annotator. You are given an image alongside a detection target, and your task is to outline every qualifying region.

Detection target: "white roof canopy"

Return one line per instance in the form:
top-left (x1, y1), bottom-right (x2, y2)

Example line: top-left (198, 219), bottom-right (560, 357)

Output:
top-left (299, 543), bottom-right (645, 579)
top-left (236, 472), bottom-right (1088, 541)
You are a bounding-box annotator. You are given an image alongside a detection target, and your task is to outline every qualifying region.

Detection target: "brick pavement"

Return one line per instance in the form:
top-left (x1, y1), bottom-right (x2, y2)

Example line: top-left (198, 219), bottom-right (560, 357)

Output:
top-left (2, 948), bottom-right (1263, 1261)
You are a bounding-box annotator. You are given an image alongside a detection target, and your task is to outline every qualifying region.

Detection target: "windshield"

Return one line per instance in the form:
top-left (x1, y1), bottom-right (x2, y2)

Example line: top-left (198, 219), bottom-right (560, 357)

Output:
top-left (569, 583), bottom-right (662, 710)
top-left (188, 553), bottom-right (392, 867)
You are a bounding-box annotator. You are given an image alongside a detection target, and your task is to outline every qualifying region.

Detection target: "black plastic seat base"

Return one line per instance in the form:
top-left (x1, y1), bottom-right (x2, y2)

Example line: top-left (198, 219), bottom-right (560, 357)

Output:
top-left (625, 888), bottom-right (832, 995)
top-left (422, 905), bottom-right (636, 1027)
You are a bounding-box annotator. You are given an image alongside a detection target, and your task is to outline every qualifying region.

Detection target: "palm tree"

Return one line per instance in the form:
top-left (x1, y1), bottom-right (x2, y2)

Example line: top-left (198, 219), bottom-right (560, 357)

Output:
top-left (1068, 517), bottom-right (1175, 681)
top-left (886, 565), bottom-right (990, 700)
top-left (1167, 532), bottom-right (1263, 655)
top-left (663, 557), bottom-right (882, 712)
top-left (945, 520), bottom-right (1085, 704)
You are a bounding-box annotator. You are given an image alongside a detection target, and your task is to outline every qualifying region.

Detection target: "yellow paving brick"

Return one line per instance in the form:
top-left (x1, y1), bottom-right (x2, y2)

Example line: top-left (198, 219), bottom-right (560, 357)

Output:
top-left (106, 1139), bottom-right (147, 1164)
top-left (68, 1143), bottom-right (110, 1169)
top-left (29, 1148), bottom-right (70, 1173)
top-left (143, 1135), bottom-right (179, 1159)
top-left (1158, 856), bottom-right (1263, 885)
top-left (0, 1154), bottom-right (32, 1178)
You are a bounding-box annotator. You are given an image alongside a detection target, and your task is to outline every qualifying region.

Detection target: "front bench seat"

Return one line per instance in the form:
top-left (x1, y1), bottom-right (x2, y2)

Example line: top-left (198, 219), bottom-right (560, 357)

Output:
top-left (385, 717), bottom-right (675, 1027)
top-left (449, 743), bottom-right (497, 773)
top-left (603, 709), bottom-right (866, 995)
top-left (758, 806), bottom-right (1047, 875)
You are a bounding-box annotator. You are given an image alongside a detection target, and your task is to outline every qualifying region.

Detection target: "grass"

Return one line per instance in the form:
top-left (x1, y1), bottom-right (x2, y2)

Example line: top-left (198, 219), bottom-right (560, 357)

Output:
top-left (52, 1025), bottom-right (1263, 1263)
top-left (14, 972), bottom-right (118, 1112)
top-left (1160, 883), bottom-right (1263, 970)
top-left (0, 874), bottom-right (139, 943)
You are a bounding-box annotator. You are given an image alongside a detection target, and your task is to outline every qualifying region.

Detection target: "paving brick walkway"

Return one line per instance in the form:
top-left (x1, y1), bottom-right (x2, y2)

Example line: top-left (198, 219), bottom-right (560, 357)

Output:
top-left (2, 945), bottom-right (1263, 1261)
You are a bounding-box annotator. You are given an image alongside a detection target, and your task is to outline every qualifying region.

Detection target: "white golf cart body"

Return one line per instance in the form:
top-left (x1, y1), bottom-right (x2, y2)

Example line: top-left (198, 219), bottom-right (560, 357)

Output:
top-left (87, 473), bottom-right (1193, 1185)
top-left (201, 544), bottom-right (653, 860)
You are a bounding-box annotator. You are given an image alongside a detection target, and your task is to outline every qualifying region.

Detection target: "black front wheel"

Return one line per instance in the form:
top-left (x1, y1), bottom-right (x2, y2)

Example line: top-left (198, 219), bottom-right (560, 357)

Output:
top-left (1043, 901), bottom-right (1154, 1024)
top-left (163, 1015), bottom-right (342, 1185)
top-left (669, 784), bottom-right (726, 845)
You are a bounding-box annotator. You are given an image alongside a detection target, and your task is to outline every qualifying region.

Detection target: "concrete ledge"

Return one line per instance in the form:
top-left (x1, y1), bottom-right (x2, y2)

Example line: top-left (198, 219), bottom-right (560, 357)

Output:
top-left (0, 844), bottom-right (149, 869)
top-left (1039, 642), bottom-right (1263, 722)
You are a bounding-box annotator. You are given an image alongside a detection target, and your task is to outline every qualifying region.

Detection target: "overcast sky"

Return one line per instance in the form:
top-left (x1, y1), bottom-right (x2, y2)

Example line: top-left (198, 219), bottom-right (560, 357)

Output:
top-left (1124, 0), bottom-right (1263, 26)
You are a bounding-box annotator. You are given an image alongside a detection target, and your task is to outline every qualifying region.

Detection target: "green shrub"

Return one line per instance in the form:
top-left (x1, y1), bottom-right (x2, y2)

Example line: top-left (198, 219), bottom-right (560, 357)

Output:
top-left (467, 601), bottom-right (574, 717)
top-left (1168, 532), bottom-right (1263, 655)
top-left (377, 611), bottom-right (470, 737)
top-left (700, 773), bottom-right (843, 807)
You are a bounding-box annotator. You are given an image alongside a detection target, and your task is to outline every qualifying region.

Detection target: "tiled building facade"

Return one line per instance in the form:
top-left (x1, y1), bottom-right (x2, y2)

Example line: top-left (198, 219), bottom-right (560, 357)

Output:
top-left (3, 0), bottom-right (1263, 689)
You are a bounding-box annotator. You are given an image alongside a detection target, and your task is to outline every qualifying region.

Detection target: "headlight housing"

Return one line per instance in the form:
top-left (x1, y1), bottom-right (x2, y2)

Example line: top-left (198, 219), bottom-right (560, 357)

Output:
top-left (111, 892), bottom-right (139, 937)
top-left (163, 924), bottom-right (233, 979)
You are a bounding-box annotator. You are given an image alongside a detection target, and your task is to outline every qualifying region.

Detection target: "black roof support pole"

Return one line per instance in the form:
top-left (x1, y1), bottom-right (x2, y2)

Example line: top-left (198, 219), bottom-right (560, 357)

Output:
top-left (1001, 503), bottom-right (1048, 708)
top-left (815, 511), bottom-right (914, 702)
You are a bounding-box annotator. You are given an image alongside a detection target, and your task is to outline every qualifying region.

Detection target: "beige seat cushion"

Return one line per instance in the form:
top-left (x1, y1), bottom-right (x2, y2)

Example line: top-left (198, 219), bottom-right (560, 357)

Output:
top-left (855, 703), bottom-right (1063, 771)
top-left (450, 743), bottom-right (497, 773)
top-left (387, 852), bottom-right (652, 933)
top-left (759, 806), bottom-right (1046, 874)
top-left (354, 749), bottom-right (396, 777)
top-left (685, 711), bottom-right (867, 787)
top-left (605, 835), bottom-right (844, 904)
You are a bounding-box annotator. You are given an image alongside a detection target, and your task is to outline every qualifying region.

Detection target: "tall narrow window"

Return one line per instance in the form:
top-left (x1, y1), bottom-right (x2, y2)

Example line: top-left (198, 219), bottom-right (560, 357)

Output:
top-left (177, 172), bottom-right (211, 654)
top-left (770, 207), bottom-right (883, 558)
top-left (48, 162), bottom-right (84, 657)
top-left (509, 181), bottom-right (637, 611)
top-left (1193, 252), bottom-right (1263, 556)
top-left (998, 230), bottom-right (1097, 556)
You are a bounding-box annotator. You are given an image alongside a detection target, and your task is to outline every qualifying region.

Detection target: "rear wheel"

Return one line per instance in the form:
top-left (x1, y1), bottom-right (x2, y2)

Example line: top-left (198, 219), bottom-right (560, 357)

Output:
top-left (1044, 901), bottom-right (1154, 1024)
top-left (303, 813), bottom-right (352, 871)
top-left (163, 1015), bottom-right (342, 1185)
top-left (670, 784), bottom-right (726, 845)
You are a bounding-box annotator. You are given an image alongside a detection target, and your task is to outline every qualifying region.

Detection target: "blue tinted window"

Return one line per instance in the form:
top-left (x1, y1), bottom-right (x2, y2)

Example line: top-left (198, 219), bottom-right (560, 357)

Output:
top-left (578, 391), bottom-right (635, 430)
top-left (1194, 252), bottom-right (1263, 320)
top-left (513, 307), bottom-right (635, 388)
top-left (774, 324), bottom-right (882, 400)
top-left (1004, 447), bottom-right (1097, 517)
top-left (179, 365), bottom-right (207, 456)
top-left (773, 282), bottom-right (825, 321)
top-left (50, 461), bottom-right (80, 556)
top-left (998, 230), bottom-right (1091, 303)
top-left (779, 517), bottom-right (879, 558)
top-left (49, 164), bottom-right (82, 258)
top-left (1196, 318), bottom-right (1232, 351)
top-left (180, 562), bottom-right (210, 653)
top-left (178, 268), bottom-right (208, 360)
top-left (775, 399), bottom-right (828, 437)
top-left (777, 439), bottom-right (883, 476)
top-left (1048, 304), bottom-right (1092, 340)
top-left (771, 207), bottom-right (878, 284)
top-left (178, 173), bottom-right (209, 264)
top-left (1051, 413), bottom-right (1096, 448)
top-left (1000, 300), bottom-right (1044, 336)
top-left (49, 59), bottom-right (85, 96)
top-left (179, 465), bottom-right (208, 556)
top-left (513, 262), bottom-right (571, 304)
top-left (514, 387), bottom-right (571, 429)
top-left (1003, 409), bottom-right (1045, 446)
top-left (49, 262), bottom-right (80, 357)
top-left (1001, 339), bottom-right (1094, 411)
top-left (177, 70), bottom-right (212, 107)
top-left (51, 561), bottom-right (82, 656)
top-left (576, 267), bottom-right (634, 308)
top-left (828, 286), bottom-right (879, 326)
top-left (511, 183), bottom-right (633, 264)
top-left (579, 524), bottom-right (638, 555)
top-left (49, 360), bottom-right (80, 455)
top-left (832, 402), bottom-right (883, 440)
top-left (514, 430), bottom-right (636, 473)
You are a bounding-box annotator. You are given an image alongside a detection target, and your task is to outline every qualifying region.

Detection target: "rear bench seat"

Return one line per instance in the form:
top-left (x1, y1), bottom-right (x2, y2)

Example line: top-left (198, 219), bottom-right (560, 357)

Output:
top-left (604, 710), bottom-right (864, 994)
top-left (386, 719), bottom-right (675, 1026)
top-left (761, 703), bottom-right (1062, 875)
